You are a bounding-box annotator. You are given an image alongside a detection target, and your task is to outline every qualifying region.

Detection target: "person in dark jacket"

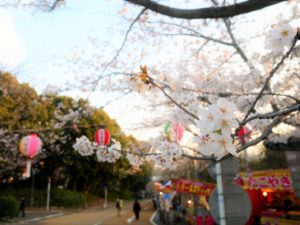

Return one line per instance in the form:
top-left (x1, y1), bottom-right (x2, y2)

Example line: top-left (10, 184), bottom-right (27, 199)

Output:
top-left (133, 199), bottom-right (141, 220)
top-left (17, 196), bottom-right (25, 217)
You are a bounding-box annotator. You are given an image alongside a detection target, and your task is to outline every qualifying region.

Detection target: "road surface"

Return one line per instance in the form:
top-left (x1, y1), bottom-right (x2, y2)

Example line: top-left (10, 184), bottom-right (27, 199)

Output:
top-left (19, 200), bottom-right (156, 225)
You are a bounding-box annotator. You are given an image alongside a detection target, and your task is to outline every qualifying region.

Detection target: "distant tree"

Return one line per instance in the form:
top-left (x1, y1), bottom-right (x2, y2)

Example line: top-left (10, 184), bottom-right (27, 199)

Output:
top-left (0, 73), bottom-right (151, 198)
top-left (0, 72), bottom-right (49, 180)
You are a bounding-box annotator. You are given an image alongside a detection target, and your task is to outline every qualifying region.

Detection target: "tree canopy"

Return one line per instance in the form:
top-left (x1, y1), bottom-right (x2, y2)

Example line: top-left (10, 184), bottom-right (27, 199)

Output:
top-left (0, 72), bottom-right (151, 198)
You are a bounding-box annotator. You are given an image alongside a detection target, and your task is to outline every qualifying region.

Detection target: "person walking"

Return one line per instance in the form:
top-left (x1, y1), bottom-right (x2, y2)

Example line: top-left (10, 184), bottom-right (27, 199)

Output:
top-left (133, 199), bottom-right (141, 220)
top-left (17, 196), bottom-right (26, 217)
top-left (115, 198), bottom-right (122, 217)
top-left (152, 196), bottom-right (157, 210)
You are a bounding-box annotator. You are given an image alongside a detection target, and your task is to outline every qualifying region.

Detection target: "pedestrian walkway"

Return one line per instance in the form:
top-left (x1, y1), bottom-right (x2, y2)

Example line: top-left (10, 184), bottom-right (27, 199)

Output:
top-left (0, 208), bottom-right (66, 225)
top-left (100, 200), bottom-right (155, 225)
top-left (0, 200), bottom-right (163, 225)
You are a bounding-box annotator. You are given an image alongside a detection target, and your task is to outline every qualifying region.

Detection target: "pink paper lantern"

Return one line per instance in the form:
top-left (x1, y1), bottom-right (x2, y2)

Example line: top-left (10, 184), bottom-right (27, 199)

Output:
top-left (19, 134), bottom-right (42, 159)
top-left (94, 127), bottom-right (111, 147)
top-left (172, 122), bottom-right (184, 142)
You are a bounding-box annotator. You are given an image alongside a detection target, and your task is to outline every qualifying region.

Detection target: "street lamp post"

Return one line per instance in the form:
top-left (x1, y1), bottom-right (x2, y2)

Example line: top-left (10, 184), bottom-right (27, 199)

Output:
top-left (103, 185), bottom-right (108, 208)
top-left (46, 177), bottom-right (51, 211)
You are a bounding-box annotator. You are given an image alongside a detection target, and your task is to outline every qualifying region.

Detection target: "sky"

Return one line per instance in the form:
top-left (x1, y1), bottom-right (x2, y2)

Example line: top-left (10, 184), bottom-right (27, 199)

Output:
top-left (2, 0), bottom-right (124, 88)
top-left (0, 0), bottom-right (297, 141)
top-left (0, 0), bottom-right (150, 137)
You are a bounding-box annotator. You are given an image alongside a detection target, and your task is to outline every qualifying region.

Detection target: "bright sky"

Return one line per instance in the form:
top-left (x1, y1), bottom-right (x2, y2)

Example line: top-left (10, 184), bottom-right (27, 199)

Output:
top-left (0, 0), bottom-right (296, 140)
top-left (4, 0), bottom-right (124, 88)
top-left (0, 0), bottom-right (149, 137)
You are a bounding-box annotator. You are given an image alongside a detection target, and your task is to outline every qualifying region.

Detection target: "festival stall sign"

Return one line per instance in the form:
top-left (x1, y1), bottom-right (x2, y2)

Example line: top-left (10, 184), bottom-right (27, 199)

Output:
top-left (236, 169), bottom-right (293, 191)
top-left (176, 179), bottom-right (215, 196)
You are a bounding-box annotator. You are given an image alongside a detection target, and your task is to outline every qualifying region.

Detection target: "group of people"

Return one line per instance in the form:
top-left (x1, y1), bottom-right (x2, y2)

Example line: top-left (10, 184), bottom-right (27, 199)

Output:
top-left (115, 198), bottom-right (142, 220)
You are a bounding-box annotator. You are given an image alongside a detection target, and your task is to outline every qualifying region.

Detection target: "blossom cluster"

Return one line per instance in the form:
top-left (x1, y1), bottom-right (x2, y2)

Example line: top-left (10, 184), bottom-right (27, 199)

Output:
top-left (73, 136), bottom-right (122, 163)
top-left (148, 140), bottom-right (183, 169)
top-left (73, 136), bottom-right (146, 167)
top-left (126, 154), bottom-right (144, 167)
top-left (73, 136), bottom-right (94, 156)
top-left (265, 21), bottom-right (298, 56)
top-left (193, 98), bottom-right (239, 158)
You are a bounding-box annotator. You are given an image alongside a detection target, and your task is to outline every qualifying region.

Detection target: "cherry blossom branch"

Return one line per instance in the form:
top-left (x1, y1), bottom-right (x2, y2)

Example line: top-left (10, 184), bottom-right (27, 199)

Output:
top-left (223, 18), bottom-right (254, 70)
top-left (237, 117), bottom-right (283, 153)
top-left (198, 117), bottom-right (283, 174)
top-left (89, 8), bottom-right (147, 94)
top-left (0, 0), bottom-right (63, 11)
top-left (146, 21), bottom-right (233, 46)
top-left (241, 103), bottom-right (300, 126)
top-left (151, 79), bottom-right (199, 120)
top-left (57, 72), bottom-right (132, 93)
top-left (182, 153), bottom-right (215, 161)
top-left (125, 0), bottom-right (286, 19)
top-left (183, 88), bottom-right (300, 103)
top-left (243, 35), bottom-right (299, 121)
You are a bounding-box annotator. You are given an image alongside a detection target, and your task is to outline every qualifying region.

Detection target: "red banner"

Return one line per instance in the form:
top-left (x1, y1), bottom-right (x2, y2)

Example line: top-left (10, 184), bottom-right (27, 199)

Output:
top-left (176, 179), bottom-right (215, 196)
top-left (237, 170), bottom-right (293, 190)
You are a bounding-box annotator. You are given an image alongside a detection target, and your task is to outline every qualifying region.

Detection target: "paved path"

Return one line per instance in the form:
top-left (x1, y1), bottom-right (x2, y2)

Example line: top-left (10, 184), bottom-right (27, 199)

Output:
top-left (0, 200), bottom-right (158, 225)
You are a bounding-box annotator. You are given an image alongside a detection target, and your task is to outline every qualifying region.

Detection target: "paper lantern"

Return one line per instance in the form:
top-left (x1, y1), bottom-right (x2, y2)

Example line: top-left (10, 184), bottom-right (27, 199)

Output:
top-left (19, 134), bottom-right (42, 159)
top-left (94, 127), bottom-right (110, 147)
top-left (19, 134), bottom-right (42, 178)
top-left (163, 121), bottom-right (171, 135)
top-left (172, 122), bottom-right (184, 142)
top-left (237, 126), bottom-right (250, 145)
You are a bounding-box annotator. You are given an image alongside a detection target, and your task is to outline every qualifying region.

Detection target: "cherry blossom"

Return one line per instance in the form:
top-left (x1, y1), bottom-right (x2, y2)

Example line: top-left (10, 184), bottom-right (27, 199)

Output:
top-left (127, 153), bottom-right (143, 167)
top-left (73, 136), bottom-right (95, 156)
top-left (265, 22), bottom-right (297, 55)
top-left (210, 133), bottom-right (238, 157)
top-left (73, 136), bottom-right (122, 163)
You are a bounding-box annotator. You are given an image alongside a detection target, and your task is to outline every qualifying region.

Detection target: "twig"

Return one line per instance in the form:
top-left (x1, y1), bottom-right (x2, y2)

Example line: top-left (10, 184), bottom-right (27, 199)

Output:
top-left (243, 36), bottom-right (298, 121)
top-left (146, 21), bottom-right (233, 46)
top-left (88, 8), bottom-right (147, 95)
top-left (151, 80), bottom-right (199, 120)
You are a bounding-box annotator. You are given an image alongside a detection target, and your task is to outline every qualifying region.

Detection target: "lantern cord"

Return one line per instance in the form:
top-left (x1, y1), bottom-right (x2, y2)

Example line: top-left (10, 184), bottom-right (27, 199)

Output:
top-left (0, 123), bottom-right (119, 134)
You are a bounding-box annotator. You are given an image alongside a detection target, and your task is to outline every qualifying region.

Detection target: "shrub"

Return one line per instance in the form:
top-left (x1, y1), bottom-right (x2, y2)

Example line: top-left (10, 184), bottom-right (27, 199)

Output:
top-left (0, 195), bottom-right (18, 219)
top-left (52, 189), bottom-right (86, 208)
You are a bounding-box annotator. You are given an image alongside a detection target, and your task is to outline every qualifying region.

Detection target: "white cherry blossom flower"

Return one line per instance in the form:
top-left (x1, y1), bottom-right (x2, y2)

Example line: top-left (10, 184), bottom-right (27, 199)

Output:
top-left (271, 23), bottom-right (297, 46)
top-left (265, 22), bottom-right (297, 55)
top-left (213, 117), bottom-right (239, 137)
top-left (210, 133), bottom-right (238, 157)
top-left (210, 98), bottom-right (237, 119)
top-left (197, 139), bottom-right (214, 156)
top-left (197, 109), bottom-right (216, 134)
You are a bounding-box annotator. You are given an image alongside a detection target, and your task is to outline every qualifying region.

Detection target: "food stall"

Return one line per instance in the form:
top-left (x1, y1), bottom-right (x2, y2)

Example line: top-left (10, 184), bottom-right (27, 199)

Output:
top-left (173, 179), bottom-right (215, 225)
top-left (236, 169), bottom-right (300, 225)
top-left (153, 179), bottom-right (216, 225)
